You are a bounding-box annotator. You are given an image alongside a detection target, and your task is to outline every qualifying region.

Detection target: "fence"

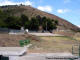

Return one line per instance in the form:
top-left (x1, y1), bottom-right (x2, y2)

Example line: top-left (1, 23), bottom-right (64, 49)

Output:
top-left (0, 28), bottom-right (9, 33)
top-left (0, 28), bottom-right (25, 34)
top-left (9, 29), bottom-right (24, 34)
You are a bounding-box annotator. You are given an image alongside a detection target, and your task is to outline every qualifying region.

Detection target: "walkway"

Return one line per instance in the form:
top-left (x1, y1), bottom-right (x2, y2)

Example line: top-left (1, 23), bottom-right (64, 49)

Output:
top-left (19, 53), bottom-right (79, 60)
top-left (29, 33), bottom-right (64, 36)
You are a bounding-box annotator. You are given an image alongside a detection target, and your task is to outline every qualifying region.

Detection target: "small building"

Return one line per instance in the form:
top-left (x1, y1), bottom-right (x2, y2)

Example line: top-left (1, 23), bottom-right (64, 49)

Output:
top-left (0, 47), bottom-right (27, 60)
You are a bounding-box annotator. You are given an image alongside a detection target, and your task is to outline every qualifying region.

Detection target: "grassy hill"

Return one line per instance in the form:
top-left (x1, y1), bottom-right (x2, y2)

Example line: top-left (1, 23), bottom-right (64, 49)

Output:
top-left (0, 5), bottom-right (80, 32)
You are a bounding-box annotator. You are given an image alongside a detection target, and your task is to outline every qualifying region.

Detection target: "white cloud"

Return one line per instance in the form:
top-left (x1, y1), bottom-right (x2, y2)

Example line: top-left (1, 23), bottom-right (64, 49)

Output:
top-left (0, 0), bottom-right (33, 6)
top-left (37, 6), bottom-right (53, 12)
top-left (57, 9), bottom-right (70, 13)
top-left (77, 25), bottom-right (80, 28)
top-left (64, 0), bottom-right (71, 3)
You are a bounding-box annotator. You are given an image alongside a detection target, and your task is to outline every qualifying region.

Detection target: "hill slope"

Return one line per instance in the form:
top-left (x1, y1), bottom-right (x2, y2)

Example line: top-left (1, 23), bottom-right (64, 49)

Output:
top-left (0, 5), bottom-right (80, 31)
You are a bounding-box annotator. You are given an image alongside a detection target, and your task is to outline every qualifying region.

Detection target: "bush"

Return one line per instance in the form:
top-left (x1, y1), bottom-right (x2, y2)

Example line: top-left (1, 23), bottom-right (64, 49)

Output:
top-left (19, 39), bottom-right (30, 47)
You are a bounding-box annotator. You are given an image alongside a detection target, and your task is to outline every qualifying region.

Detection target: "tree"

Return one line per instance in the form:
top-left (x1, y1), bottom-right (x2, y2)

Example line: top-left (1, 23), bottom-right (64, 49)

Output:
top-left (0, 19), bottom-right (6, 27)
top-left (29, 17), bottom-right (39, 31)
top-left (0, 9), bottom-right (9, 20)
top-left (0, 9), bottom-right (8, 28)
top-left (5, 16), bottom-right (20, 29)
top-left (42, 17), bottom-right (57, 31)
top-left (19, 14), bottom-right (29, 26)
top-left (55, 20), bottom-right (58, 25)
top-left (36, 15), bottom-right (42, 25)
top-left (25, 20), bottom-right (30, 29)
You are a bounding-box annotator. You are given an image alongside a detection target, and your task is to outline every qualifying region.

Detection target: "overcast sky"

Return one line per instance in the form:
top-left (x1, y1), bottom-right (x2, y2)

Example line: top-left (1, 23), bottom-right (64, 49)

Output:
top-left (0, 0), bottom-right (80, 27)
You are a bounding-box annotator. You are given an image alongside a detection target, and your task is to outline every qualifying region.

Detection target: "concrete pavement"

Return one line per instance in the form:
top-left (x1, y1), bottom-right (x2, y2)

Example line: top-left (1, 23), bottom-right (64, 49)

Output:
top-left (18, 53), bottom-right (80, 60)
top-left (29, 33), bottom-right (64, 36)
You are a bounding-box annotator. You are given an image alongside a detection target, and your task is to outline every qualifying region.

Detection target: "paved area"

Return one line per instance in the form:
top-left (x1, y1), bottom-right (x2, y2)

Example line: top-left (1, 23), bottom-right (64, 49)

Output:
top-left (18, 53), bottom-right (79, 60)
top-left (0, 47), bottom-right (27, 56)
top-left (29, 33), bottom-right (64, 36)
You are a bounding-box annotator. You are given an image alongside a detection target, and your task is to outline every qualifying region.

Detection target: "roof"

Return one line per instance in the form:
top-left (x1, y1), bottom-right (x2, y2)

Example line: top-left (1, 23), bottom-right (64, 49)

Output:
top-left (0, 47), bottom-right (27, 56)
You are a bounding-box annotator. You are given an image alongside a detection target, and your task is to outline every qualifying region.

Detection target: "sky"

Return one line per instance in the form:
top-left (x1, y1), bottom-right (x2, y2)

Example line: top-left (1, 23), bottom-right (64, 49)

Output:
top-left (0, 0), bottom-right (80, 27)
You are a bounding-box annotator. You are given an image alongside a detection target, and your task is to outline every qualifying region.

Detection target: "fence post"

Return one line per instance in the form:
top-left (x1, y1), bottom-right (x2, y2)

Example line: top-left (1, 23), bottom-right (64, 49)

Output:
top-left (79, 45), bottom-right (80, 57)
top-left (72, 45), bottom-right (74, 55)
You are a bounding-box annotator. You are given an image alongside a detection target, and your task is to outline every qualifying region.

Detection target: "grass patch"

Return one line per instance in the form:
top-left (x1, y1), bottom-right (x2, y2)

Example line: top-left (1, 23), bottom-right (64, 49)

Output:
top-left (28, 36), bottom-right (80, 53)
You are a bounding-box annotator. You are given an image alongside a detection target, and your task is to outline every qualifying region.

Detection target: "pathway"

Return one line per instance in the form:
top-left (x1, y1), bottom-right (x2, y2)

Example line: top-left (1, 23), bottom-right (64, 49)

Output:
top-left (29, 33), bottom-right (64, 36)
top-left (18, 53), bottom-right (79, 60)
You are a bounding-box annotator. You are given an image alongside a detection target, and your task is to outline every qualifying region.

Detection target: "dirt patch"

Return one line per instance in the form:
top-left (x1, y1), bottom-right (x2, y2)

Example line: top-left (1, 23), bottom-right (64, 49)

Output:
top-left (0, 34), bottom-right (41, 47)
